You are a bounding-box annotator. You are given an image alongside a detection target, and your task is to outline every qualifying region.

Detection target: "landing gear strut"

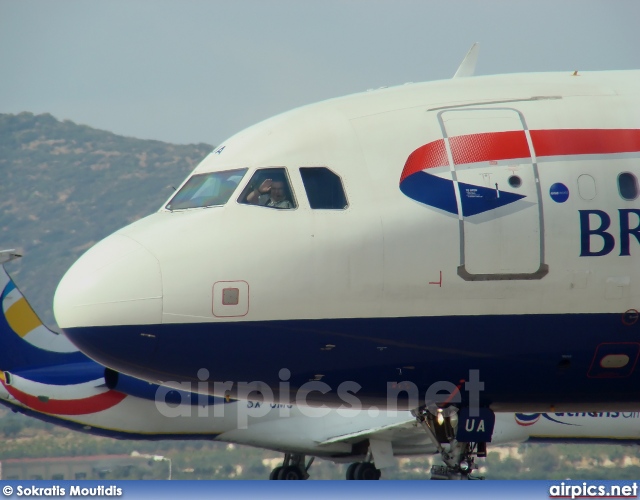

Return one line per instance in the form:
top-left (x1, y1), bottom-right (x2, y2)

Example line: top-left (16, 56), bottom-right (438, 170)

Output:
top-left (269, 453), bottom-right (314, 480)
top-left (412, 407), bottom-right (485, 480)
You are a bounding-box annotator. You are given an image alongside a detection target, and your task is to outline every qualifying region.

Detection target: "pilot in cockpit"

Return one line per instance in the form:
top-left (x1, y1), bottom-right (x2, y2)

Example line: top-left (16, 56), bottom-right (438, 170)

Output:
top-left (245, 178), bottom-right (293, 209)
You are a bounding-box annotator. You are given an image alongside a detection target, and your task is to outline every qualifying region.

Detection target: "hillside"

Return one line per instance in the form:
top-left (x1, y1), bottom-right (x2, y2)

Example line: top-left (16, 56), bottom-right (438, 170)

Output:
top-left (0, 112), bottom-right (213, 328)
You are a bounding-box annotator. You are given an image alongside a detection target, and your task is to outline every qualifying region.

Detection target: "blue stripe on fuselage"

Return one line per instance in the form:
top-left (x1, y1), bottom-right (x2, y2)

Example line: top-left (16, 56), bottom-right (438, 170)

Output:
top-left (10, 362), bottom-right (105, 385)
top-left (62, 313), bottom-right (640, 409)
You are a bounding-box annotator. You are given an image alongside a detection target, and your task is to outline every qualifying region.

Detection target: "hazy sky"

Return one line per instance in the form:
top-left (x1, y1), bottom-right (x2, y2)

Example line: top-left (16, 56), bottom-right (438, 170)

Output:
top-left (1, 0), bottom-right (638, 146)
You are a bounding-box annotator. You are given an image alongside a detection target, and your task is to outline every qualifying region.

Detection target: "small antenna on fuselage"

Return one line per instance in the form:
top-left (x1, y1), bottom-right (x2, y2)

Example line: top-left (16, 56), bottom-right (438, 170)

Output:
top-left (453, 42), bottom-right (480, 78)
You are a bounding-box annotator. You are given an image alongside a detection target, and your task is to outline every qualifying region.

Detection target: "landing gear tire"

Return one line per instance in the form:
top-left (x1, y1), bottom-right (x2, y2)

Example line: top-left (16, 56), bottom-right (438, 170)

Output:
top-left (269, 466), bottom-right (283, 480)
top-left (345, 462), bottom-right (359, 480)
top-left (354, 462), bottom-right (381, 480)
top-left (277, 465), bottom-right (305, 480)
top-left (269, 453), bottom-right (312, 480)
top-left (346, 462), bottom-right (381, 480)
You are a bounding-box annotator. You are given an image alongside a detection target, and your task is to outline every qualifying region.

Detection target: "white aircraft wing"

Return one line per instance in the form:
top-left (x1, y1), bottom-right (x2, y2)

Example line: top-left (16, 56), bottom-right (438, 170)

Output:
top-left (0, 249), bottom-right (21, 264)
top-left (317, 417), bottom-right (418, 446)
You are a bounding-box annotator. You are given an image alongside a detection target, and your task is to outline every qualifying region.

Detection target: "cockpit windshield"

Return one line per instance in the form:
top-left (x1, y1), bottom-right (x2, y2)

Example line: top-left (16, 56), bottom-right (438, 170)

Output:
top-left (165, 168), bottom-right (248, 210)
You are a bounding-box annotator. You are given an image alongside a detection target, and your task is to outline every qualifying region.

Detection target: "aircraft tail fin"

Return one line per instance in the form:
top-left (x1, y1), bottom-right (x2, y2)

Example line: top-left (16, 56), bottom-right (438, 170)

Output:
top-left (0, 256), bottom-right (84, 372)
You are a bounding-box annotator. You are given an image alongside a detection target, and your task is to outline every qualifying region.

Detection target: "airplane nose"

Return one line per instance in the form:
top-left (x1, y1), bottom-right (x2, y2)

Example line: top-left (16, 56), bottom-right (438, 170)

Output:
top-left (54, 233), bottom-right (163, 328)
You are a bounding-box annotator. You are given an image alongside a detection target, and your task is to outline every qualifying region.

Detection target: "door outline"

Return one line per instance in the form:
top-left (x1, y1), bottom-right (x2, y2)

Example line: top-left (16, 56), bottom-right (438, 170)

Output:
top-left (436, 107), bottom-right (548, 281)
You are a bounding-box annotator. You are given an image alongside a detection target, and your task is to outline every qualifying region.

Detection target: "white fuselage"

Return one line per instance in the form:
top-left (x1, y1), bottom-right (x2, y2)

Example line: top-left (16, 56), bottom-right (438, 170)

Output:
top-left (54, 70), bottom-right (640, 412)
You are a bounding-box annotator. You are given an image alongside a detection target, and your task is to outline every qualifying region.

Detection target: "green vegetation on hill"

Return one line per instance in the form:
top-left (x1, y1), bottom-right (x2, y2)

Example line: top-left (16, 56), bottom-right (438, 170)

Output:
top-left (0, 112), bottom-right (213, 327)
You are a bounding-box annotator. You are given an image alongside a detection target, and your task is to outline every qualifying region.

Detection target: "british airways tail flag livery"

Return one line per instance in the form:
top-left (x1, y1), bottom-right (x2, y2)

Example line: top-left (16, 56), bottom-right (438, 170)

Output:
top-left (3, 255), bottom-right (640, 480)
top-left (53, 48), bottom-right (640, 474)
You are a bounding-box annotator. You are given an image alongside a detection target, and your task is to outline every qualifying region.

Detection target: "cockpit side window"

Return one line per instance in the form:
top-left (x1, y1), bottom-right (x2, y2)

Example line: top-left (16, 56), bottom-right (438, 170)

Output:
top-left (299, 167), bottom-right (348, 209)
top-left (166, 168), bottom-right (247, 210)
top-left (238, 168), bottom-right (297, 209)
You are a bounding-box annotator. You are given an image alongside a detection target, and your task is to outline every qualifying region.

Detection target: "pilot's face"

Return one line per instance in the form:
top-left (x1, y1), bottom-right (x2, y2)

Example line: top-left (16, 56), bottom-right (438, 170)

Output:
top-left (270, 182), bottom-right (285, 202)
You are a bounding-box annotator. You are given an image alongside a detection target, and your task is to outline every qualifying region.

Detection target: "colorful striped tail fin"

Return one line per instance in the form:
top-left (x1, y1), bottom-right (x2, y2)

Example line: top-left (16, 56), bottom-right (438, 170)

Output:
top-left (0, 257), bottom-right (87, 372)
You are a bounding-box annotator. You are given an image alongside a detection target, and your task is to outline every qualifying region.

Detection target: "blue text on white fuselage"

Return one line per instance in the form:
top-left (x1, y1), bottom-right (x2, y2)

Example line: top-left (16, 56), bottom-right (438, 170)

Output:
top-left (579, 209), bottom-right (640, 256)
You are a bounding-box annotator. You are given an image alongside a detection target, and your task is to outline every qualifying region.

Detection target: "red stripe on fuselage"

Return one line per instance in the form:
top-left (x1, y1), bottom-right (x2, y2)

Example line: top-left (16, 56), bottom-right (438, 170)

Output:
top-left (530, 129), bottom-right (640, 157)
top-left (450, 130), bottom-right (530, 165)
top-left (2, 381), bottom-right (126, 415)
top-left (400, 129), bottom-right (640, 184)
top-left (399, 139), bottom-right (448, 182)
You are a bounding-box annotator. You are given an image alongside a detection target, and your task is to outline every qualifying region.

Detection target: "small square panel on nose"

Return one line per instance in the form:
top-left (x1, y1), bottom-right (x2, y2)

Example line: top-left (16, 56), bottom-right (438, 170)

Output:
top-left (212, 281), bottom-right (249, 317)
top-left (222, 287), bottom-right (239, 305)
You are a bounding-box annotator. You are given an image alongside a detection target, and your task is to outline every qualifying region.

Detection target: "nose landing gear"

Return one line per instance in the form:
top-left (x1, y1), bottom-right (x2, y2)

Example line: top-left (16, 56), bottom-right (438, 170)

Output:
top-left (412, 407), bottom-right (487, 480)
